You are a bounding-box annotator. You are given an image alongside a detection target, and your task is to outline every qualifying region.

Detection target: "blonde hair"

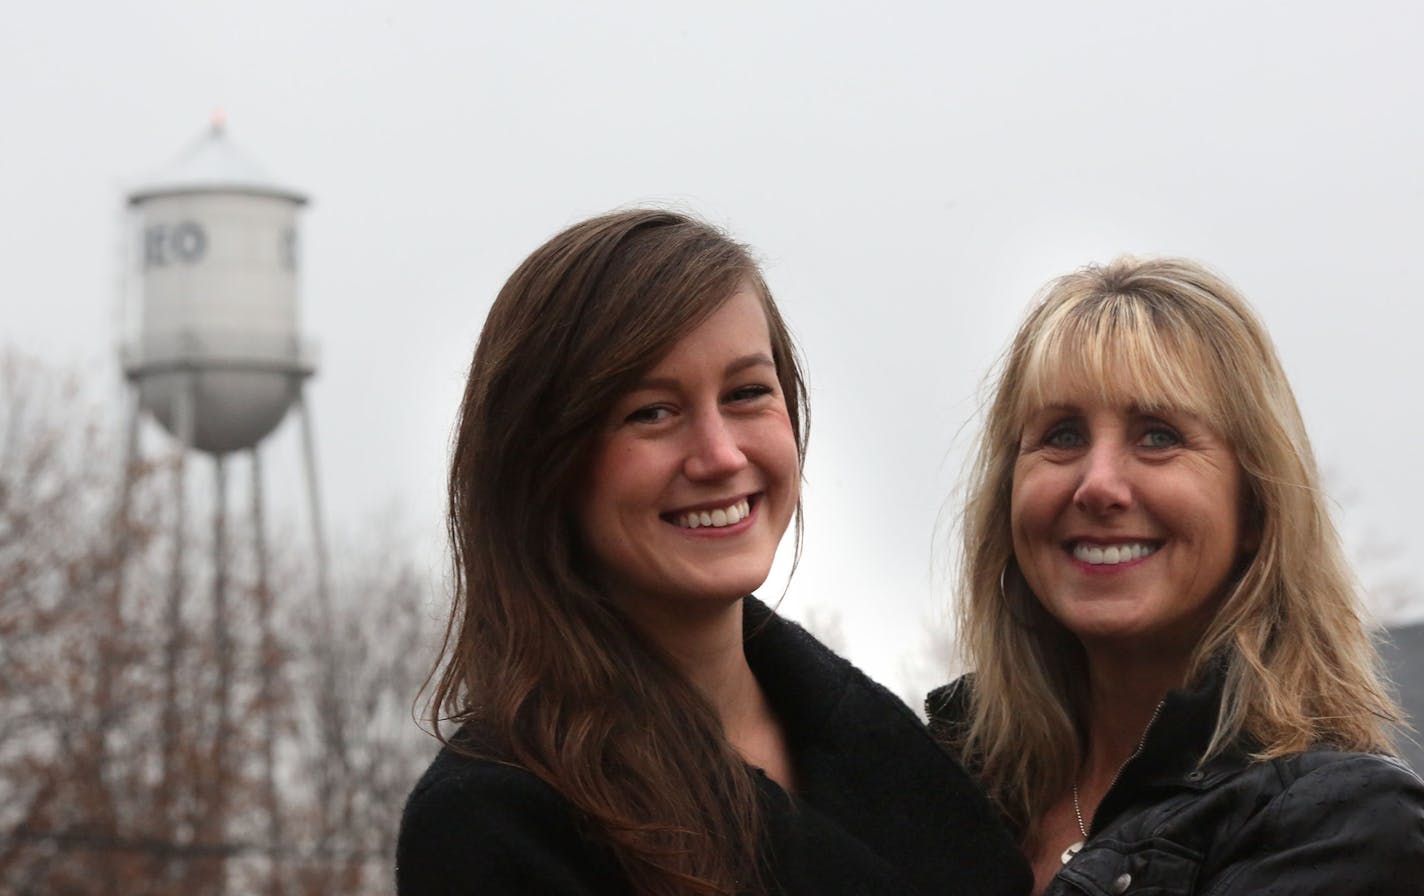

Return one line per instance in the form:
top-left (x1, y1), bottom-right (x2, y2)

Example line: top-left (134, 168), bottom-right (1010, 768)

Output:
top-left (956, 256), bottom-right (1401, 835)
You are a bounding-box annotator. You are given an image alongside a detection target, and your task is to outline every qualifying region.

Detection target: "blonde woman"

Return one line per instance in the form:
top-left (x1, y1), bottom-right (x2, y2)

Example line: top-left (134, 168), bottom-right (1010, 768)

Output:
top-left (930, 257), bottom-right (1424, 894)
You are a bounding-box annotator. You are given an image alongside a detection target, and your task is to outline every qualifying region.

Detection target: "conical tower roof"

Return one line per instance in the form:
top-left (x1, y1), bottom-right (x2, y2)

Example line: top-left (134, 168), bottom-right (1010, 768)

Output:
top-left (128, 115), bottom-right (307, 204)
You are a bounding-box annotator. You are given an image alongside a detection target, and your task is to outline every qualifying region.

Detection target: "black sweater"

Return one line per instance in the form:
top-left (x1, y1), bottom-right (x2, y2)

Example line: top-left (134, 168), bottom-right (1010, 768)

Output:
top-left (396, 598), bottom-right (1031, 894)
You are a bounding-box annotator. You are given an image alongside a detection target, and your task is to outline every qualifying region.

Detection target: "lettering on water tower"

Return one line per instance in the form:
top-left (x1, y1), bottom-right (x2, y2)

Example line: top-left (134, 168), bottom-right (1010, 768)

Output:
top-left (142, 222), bottom-right (300, 272)
top-left (281, 226), bottom-right (298, 272)
top-left (144, 221), bottom-right (208, 267)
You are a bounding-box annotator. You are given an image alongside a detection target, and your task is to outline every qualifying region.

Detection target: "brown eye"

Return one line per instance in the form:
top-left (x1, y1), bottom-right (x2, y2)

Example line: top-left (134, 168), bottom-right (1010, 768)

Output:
top-left (726, 384), bottom-right (773, 403)
top-left (625, 405), bottom-right (673, 424)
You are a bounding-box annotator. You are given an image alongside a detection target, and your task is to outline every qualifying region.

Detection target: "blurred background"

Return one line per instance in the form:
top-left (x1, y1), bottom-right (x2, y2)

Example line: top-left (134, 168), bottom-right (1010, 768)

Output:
top-left (4, 1), bottom-right (1423, 892)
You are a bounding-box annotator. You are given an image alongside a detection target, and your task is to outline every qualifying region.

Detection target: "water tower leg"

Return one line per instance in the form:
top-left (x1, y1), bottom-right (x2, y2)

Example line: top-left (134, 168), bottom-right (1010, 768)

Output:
top-left (249, 447), bottom-right (284, 895)
top-left (111, 384), bottom-right (143, 606)
top-left (104, 390), bottom-right (143, 737)
top-left (295, 386), bottom-right (331, 617)
top-left (91, 380), bottom-right (142, 894)
top-left (158, 370), bottom-right (195, 874)
top-left (294, 386), bottom-right (348, 845)
top-left (208, 453), bottom-right (231, 896)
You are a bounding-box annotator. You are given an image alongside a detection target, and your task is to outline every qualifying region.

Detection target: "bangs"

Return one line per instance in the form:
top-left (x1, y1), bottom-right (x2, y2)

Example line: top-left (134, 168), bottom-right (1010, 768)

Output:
top-left (1011, 292), bottom-right (1231, 432)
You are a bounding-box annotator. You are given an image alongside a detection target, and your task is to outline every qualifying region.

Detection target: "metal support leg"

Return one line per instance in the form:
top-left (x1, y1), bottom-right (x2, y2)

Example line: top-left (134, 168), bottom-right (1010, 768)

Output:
top-left (92, 380), bottom-right (143, 895)
top-left (209, 453), bottom-right (231, 896)
top-left (294, 387), bottom-right (347, 847)
top-left (110, 384), bottom-right (144, 609)
top-left (295, 387), bottom-right (331, 620)
top-left (159, 369), bottom-right (195, 881)
top-left (250, 447), bottom-right (284, 895)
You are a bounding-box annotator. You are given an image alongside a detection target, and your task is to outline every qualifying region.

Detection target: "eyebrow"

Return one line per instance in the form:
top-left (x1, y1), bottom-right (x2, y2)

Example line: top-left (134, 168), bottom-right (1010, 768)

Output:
top-left (630, 352), bottom-right (776, 393)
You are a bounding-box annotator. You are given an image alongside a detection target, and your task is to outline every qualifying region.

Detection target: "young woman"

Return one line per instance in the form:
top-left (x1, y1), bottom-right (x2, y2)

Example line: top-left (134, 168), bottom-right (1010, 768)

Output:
top-left (931, 257), bottom-right (1424, 894)
top-left (397, 209), bottom-right (1030, 895)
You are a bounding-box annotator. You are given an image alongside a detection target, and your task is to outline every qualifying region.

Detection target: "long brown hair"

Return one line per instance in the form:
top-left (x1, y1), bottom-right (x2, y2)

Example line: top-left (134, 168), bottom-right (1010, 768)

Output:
top-left (954, 256), bottom-right (1400, 837)
top-left (427, 209), bottom-right (808, 894)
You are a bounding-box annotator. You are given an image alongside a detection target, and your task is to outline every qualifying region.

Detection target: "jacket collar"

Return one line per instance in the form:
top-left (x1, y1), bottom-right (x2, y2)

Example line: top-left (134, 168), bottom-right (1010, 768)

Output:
top-left (741, 595), bottom-right (857, 752)
top-left (927, 662), bottom-right (1250, 832)
top-left (1094, 661), bottom-right (1252, 829)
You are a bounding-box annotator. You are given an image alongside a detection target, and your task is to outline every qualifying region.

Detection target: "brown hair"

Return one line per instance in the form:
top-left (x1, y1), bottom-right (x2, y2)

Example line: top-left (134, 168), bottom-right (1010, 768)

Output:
top-left (954, 256), bottom-right (1400, 837)
top-left (427, 209), bottom-right (808, 894)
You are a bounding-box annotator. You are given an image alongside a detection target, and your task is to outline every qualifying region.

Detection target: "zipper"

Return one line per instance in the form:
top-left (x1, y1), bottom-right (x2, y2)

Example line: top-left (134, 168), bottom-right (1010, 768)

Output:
top-left (1087, 697), bottom-right (1166, 836)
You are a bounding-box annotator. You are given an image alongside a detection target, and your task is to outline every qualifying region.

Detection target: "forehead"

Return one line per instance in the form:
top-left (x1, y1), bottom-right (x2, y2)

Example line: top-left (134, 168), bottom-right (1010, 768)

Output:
top-left (642, 287), bottom-right (772, 376)
top-left (1010, 308), bottom-right (1228, 433)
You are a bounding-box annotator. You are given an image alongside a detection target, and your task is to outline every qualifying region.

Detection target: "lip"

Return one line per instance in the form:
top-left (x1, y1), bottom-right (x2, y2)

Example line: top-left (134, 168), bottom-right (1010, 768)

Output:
top-left (666, 493), bottom-right (757, 516)
top-left (1064, 535), bottom-right (1161, 547)
top-left (663, 494), bottom-right (760, 538)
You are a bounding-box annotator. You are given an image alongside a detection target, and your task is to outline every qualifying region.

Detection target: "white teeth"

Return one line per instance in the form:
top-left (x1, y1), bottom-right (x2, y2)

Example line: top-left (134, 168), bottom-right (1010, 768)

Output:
top-left (1072, 542), bottom-right (1157, 565)
top-left (674, 498), bottom-right (750, 530)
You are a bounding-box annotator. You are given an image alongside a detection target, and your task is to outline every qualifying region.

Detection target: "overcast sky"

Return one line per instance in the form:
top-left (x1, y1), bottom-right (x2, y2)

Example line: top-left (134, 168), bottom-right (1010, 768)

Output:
top-left (5, 0), bottom-right (1422, 697)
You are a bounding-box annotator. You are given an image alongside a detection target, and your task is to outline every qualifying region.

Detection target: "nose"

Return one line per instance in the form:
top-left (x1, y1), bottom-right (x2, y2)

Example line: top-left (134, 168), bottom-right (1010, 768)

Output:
top-left (683, 413), bottom-right (747, 481)
top-left (1073, 442), bottom-right (1132, 515)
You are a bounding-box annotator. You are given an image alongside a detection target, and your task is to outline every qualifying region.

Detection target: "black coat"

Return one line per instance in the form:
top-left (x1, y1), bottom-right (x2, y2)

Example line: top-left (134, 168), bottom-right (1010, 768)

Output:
top-left (397, 598), bottom-right (1032, 895)
top-left (927, 674), bottom-right (1424, 895)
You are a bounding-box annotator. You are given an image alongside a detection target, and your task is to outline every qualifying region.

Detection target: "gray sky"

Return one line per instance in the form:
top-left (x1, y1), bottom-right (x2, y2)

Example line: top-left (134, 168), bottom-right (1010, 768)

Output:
top-left (5, 0), bottom-right (1422, 696)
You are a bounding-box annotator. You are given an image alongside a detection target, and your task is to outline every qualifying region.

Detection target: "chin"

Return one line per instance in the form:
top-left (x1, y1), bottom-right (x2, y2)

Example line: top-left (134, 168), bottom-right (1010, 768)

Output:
top-left (685, 571), bottom-right (774, 604)
top-left (692, 579), bottom-right (769, 603)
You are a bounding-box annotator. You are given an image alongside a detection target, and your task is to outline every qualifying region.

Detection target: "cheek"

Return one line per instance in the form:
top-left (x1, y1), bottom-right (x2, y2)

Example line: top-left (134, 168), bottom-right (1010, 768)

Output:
top-left (1009, 466), bottom-right (1050, 537)
top-left (1203, 468), bottom-right (1247, 555)
top-left (587, 439), bottom-right (651, 497)
top-left (757, 415), bottom-right (801, 479)
top-left (777, 426), bottom-right (802, 483)
top-left (576, 442), bottom-right (639, 543)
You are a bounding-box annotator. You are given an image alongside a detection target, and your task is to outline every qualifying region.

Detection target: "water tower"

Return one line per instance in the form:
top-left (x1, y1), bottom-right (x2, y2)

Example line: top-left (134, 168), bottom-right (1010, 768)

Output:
top-left (115, 116), bottom-right (333, 884)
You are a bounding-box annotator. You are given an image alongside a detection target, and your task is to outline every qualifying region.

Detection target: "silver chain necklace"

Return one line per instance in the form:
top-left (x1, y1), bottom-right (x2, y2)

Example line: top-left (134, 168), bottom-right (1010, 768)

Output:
top-left (1060, 699), bottom-right (1166, 865)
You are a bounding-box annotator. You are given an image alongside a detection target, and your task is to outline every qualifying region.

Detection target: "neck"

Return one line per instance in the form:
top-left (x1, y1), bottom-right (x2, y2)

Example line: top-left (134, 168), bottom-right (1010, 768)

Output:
top-left (656, 600), bottom-right (759, 717)
top-left (1078, 643), bottom-right (1188, 789)
top-left (623, 595), bottom-right (795, 789)
top-left (621, 595), bottom-right (748, 699)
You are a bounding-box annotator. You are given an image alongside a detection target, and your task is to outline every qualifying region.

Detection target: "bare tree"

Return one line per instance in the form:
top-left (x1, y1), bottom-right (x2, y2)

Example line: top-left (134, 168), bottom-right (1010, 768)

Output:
top-left (897, 610), bottom-right (961, 717)
top-left (0, 351), bottom-right (440, 895)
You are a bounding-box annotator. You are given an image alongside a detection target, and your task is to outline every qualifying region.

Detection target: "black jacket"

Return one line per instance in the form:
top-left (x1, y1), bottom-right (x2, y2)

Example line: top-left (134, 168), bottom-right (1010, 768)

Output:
top-left (927, 674), bottom-right (1424, 895)
top-left (397, 598), bottom-right (1031, 895)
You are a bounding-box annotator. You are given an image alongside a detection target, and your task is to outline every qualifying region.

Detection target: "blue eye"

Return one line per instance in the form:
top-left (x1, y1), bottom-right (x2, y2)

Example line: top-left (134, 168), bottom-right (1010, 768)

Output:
top-left (1140, 427), bottom-right (1181, 449)
top-left (1044, 425), bottom-right (1085, 449)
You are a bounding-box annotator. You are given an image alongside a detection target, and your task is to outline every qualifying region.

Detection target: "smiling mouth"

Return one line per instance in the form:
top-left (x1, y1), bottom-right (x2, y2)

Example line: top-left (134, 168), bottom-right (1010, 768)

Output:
top-left (1068, 541), bottom-right (1160, 565)
top-left (665, 496), bottom-right (753, 530)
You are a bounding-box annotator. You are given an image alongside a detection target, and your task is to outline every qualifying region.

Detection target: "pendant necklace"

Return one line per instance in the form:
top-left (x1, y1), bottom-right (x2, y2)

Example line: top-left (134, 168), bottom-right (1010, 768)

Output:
top-left (1060, 699), bottom-right (1166, 866)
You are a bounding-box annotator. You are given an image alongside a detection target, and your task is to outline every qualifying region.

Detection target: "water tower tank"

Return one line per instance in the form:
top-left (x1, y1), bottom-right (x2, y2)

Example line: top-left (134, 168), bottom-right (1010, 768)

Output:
top-left (124, 120), bottom-right (313, 455)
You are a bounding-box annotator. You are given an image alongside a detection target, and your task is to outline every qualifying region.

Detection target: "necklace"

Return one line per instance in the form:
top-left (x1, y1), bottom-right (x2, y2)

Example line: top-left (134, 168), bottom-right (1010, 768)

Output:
top-left (1059, 699), bottom-right (1166, 865)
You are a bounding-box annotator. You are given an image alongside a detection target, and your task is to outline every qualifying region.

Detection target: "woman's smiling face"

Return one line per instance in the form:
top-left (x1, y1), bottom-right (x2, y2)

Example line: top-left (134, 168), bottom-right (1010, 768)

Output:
top-left (1010, 392), bottom-right (1247, 660)
top-left (577, 286), bottom-right (800, 623)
